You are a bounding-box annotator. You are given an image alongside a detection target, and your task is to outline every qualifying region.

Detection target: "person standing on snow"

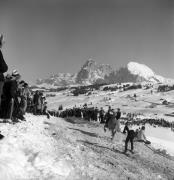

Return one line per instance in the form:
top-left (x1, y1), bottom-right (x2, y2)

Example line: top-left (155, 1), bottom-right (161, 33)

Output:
top-left (115, 108), bottom-right (121, 132)
top-left (33, 91), bottom-right (40, 115)
top-left (104, 106), bottom-right (112, 132)
top-left (0, 34), bottom-right (8, 110)
top-left (108, 108), bottom-right (121, 141)
top-left (2, 70), bottom-right (22, 122)
top-left (99, 107), bottom-right (105, 123)
top-left (20, 82), bottom-right (31, 115)
top-left (123, 122), bottom-right (135, 153)
top-left (107, 109), bottom-right (117, 140)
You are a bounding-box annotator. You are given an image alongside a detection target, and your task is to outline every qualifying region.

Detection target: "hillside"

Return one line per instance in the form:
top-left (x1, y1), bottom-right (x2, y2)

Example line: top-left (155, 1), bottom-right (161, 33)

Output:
top-left (0, 114), bottom-right (174, 180)
top-left (46, 85), bottom-right (174, 155)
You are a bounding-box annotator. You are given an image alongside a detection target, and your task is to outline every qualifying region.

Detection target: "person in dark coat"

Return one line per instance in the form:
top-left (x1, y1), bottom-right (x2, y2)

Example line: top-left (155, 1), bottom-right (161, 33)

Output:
top-left (33, 91), bottom-right (40, 115)
top-left (1, 70), bottom-right (22, 121)
top-left (99, 107), bottom-right (105, 123)
top-left (123, 122), bottom-right (135, 153)
top-left (1, 75), bottom-right (16, 119)
top-left (116, 108), bottom-right (121, 120)
top-left (11, 71), bottom-right (27, 122)
top-left (104, 106), bottom-right (112, 131)
top-left (107, 109), bottom-right (117, 140)
top-left (0, 34), bottom-right (8, 110)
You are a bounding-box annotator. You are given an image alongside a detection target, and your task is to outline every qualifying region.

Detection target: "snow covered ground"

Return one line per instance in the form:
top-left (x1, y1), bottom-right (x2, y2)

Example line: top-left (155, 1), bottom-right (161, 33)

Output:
top-left (0, 114), bottom-right (75, 180)
top-left (146, 125), bottom-right (174, 156)
top-left (46, 88), bottom-right (174, 157)
top-left (1, 114), bottom-right (174, 180)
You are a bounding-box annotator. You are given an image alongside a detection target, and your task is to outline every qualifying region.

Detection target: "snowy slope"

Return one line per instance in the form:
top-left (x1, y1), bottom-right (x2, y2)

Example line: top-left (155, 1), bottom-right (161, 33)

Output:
top-left (1, 114), bottom-right (174, 180)
top-left (0, 115), bottom-right (62, 180)
top-left (128, 62), bottom-right (174, 83)
top-left (127, 62), bottom-right (155, 80)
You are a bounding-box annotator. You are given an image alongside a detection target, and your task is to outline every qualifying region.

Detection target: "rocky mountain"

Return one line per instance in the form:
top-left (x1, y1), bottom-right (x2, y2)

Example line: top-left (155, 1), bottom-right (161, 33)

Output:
top-left (35, 60), bottom-right (174, 87)
top-left (36, 59), bottom-right (114, 87)
top-left (76, 59), bottom-right (113, 85)
top-left (36, 73), bottom-right (77, 87)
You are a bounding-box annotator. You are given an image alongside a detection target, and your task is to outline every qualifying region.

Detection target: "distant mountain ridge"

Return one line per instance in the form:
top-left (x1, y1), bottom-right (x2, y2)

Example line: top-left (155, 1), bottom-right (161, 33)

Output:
top-left (36, 73), bottom-right (77, 86)
top-left (36, 60), bottom-right (174, 87)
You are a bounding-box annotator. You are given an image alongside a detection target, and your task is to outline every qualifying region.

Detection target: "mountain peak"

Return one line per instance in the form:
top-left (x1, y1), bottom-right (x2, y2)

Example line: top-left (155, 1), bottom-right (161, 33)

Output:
top-left (76, 59), bottom-right (113, 84)
top-left (127, 61), bottom-right (174, 83)
top-left (127, 61), bottom-right (155, 79)
top-left (82, 59), bottom-right (96, 69)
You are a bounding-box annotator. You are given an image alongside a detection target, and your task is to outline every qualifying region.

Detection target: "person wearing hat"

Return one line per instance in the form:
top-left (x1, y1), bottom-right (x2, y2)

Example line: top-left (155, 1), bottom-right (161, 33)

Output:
top-left (0, 34), bottom-right (8, 110)
top-left (12, 69), bottom-right (20, 77)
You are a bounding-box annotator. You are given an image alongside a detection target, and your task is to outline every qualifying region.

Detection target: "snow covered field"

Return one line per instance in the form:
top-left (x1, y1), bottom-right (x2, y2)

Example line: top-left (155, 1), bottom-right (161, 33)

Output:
top-left (0, 114), bottom-right (74, 180)
top-left (46, 88), bottom-right (174, 156)
top-left (146, 125), bottom-right (174, 156)
top-left (1, 114), bottom-right (174, 180)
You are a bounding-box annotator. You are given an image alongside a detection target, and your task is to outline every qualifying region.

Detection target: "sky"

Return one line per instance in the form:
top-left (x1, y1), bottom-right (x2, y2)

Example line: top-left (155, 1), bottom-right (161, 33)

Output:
top-left (0, 0), bottom-right (174, 83)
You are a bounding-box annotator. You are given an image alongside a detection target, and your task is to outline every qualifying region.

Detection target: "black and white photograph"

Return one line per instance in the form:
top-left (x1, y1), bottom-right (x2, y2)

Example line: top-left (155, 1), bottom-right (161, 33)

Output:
top-left (0, 0), bottom-right (174, 179)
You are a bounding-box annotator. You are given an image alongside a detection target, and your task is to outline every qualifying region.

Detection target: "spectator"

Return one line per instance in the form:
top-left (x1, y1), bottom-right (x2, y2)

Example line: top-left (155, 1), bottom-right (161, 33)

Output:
top-left (0, 34), bottom-right (8, 111)
top-left (20, 82), bottom-right (31, 115)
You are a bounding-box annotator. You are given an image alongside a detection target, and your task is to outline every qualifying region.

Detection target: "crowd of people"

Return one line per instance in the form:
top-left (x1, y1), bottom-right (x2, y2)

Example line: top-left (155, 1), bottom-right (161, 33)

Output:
top-left (52, 105), bottom-right (106, 123)
top-left (0, 71), bottom-right (50, 123)
top-left (128, 117), bottom-right (172, 128)
top-left (0, 34), bottom-right (50, 123)
top-left (121, 112), bottom-right (174, 129)
top-left (48, 103), bottom-right (174, 130)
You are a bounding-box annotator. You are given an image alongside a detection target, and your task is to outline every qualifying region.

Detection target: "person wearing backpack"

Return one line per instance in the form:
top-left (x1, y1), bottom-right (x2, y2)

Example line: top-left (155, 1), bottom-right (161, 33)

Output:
top-left (0, 34), bottom-right (8, 110)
